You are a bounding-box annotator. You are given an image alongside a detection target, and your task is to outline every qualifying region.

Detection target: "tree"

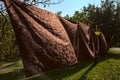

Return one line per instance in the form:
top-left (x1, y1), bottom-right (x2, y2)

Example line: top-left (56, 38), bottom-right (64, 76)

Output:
top-left (68, 0), bottom-right (120, 47)
top-left (64, 14), bottom-right (70, 19)
top-left (69, 10), bottom-right (89, 24)
top-left (56, 11), bottom-right (62, 16)
top-left (93, 0), bottom-right (120, 47)
top-left (19, 0), bottom-right (63, 7)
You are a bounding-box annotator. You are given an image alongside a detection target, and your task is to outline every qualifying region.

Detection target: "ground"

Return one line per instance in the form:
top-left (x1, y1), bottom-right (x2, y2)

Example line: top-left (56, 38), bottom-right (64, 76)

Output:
top-left (0, 48), bottom-right (120, 80)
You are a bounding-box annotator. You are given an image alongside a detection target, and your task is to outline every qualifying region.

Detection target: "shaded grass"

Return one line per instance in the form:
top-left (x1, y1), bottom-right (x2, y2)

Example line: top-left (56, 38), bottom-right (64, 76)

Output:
top-left (0, 61), bottom-right (24, 80)
top-left (0, 48), bottom-right (120, 80)
top-left (26, 48), bottom-right (120, 80)
top-left (84, 50), bottom-right (120, 80)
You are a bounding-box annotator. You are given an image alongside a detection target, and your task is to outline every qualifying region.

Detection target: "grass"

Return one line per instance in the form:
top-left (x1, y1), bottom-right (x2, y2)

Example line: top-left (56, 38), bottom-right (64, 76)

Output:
top-left (0, 48), bottom-right (120, 80)
top-left (0, 61), bottom-right (24, 80)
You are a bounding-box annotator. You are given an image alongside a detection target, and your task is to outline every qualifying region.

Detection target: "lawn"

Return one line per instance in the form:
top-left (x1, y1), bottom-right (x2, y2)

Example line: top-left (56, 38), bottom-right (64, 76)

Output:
top-left (0, 48), bottom-right (120, 80)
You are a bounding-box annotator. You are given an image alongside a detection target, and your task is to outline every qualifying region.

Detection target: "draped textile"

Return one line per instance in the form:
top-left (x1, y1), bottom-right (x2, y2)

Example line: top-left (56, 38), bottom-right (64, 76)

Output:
top-left (4, 0), bottom-right (107, 77)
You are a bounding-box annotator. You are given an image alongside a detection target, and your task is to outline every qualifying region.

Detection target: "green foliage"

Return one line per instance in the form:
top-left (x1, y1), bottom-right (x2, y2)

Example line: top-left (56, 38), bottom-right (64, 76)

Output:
top-left (56, 11), bottom-right (62, 16)
top-left (0, 14), bottom-right (19, 62)
top-left (65, 0), bottom-right (120, 47)
top-left (95, 32), bottom-right (101, 36)
top-left (70, 11), bottom-right (89, 24)
top-left (64, 14), bottom-right (70, 20)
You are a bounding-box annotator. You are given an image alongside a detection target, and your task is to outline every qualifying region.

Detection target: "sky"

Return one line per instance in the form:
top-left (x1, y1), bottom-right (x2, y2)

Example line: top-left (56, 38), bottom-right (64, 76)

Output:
top-left (40, 0), bottom-right (101, 17)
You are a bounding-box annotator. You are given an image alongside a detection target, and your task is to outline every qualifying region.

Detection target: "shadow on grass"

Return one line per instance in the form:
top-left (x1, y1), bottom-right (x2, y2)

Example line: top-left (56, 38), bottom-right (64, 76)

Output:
top-left (0, 52), bottom-right (120, 80)
top-left (49, 61), bottom-right (92, 80)
top-left (79, 52), bottom-right (120, 80)
top-left (26, 61), bottom-right (93, 80)
top-left (0, 68), bottom-right (24, 80)
top-left (25, 52), bottom-right (120, 80)
top-left (79, 63), bottom-right (97, 80)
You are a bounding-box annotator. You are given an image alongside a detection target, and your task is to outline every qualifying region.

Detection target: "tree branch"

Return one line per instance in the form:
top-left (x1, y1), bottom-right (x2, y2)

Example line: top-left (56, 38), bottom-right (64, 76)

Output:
top-left (31, 0), bottom-right (64, 6)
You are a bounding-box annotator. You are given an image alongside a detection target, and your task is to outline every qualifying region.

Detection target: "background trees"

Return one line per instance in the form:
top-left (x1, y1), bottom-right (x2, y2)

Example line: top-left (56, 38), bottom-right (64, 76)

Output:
top-left (0, 3), bottom-right (19, 61)
top-left (65, 0), bottom-right (120, 47)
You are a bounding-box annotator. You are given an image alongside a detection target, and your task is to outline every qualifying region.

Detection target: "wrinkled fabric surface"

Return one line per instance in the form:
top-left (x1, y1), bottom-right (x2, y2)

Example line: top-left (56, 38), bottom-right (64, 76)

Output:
top-left (4, 0), bottom-right (107, 77)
